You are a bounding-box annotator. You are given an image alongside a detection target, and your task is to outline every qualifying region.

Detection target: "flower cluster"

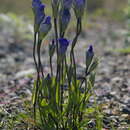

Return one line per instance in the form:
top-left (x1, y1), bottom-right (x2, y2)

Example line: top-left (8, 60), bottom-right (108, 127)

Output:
top-left (32, 0), bottom-right (45, 32)
top-left (86, 45), bottom-right (94, 69)
top-left (32, 0), bottom-right (51, 38)
top-left (32, 0), bottom-right (99, 129)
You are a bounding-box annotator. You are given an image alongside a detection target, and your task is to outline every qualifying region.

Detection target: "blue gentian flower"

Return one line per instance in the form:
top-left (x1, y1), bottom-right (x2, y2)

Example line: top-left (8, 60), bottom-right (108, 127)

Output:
top-left (86, 45), bottom-right (94, 69)
top-left (35, 4), bottom-right (45, 24)
top-left (59, 8), bottom-right (71, 37)
top-left (39, 16), bottom-right (52, 40)
top-left (32, 0), bottom-right (45, 32)
top-left (32, 0), bottom-right (42, 10)
top-left (73, 0), bottom-right (85, 18)
top-left (59, 38), bottom-right (69, 54)
top-left (62, 0), bottom-right (73, 9)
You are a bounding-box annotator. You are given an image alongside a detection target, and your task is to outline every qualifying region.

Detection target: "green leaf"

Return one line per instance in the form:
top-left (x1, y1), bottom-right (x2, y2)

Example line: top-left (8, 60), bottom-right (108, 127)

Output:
top-left (78, 119), bottom-right (90, 128)
top-left (89, 72), bottom-right (96, 87)
top-left (56, 84), bottom-right (59, 105)
top-left (85, 107), bottom-right (95, 114)
top-left (32, 80), bottom-right (37, 105)
top-left (41, 99), bottom-right (48, 107)
top-left (88, 57), bottom-right (98, 73)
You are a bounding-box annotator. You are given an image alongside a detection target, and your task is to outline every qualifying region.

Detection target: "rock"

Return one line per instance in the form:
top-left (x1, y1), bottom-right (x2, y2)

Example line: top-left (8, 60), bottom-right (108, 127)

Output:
top-left (95, 83), bottom-right (111, 96)
top-left (0, 52), bottom-right (6, 59)
top-left (15, 69), bottom-right (36, 78)
top-left (111, 77), bottom-right (122, 83)
top-left (122, 107), bottom-right (130, 115)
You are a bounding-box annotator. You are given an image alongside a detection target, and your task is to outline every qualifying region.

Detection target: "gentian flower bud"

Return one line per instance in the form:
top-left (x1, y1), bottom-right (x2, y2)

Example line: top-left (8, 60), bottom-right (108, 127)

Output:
top-left (39, 16), bottom-right (52, 40)
top-left (59, 38), bottom-right (69, 54)
top-left (32, 0), bottom-right (45, 32)
top-left (86, 45), bottom-right (94, 71)
top-left (73, 0), bottom-right (85, 19)
top-left (59, 8), bottom-right (71, 37)
top-left (46, 73), bottom-right (51, 80)
top-left (62, 0), bottom-right (73, 9)
top-left (32, 0), bottom-right (42, 11)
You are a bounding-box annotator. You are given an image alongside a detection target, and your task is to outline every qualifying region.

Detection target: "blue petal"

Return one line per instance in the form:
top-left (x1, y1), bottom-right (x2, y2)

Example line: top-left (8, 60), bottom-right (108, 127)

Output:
top-left (88, 45), bottom-right (93, 53)
top-left (59, 38), bottom-right (69, 47)
top-left (32, 0), bottom-right (42, 10)
top-left (61, 9), bottom-right (71, 24)
top-left (75, 0), bottom-right (85, 8)
top-left (44, 16), bottom-right (51, 24)
top-left (86, 45), bottom-right (94, 57)
top-left (59, 38), bottom-right (69, 54)
top-left (33, 3), bottom-right (45, 26)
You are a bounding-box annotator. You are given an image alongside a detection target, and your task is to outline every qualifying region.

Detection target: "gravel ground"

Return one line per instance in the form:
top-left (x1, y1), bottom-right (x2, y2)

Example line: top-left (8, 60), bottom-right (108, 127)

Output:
top-left (0, 18), bottom-right (130, 129)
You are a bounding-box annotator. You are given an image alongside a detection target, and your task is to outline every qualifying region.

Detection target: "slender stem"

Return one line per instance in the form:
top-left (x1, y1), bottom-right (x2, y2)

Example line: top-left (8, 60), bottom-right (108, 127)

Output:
top-left (38, 40), bottom-right (44, 78)
top-left (35, 32), bottom-right (44, 77)
top-left (37, 39), bottom-right (43, 80)
top-left (54, 18), bottom-right (58, 56)
top-left (70, 19), bottom-right (82, 88)
top-left (72, 51), bottom-right (77, 86)
top-left (54, 17), bottom-right (62, 111)
top-left (50, 55), bottom-right (53, 76)
top-left (34, 39), bottom-right (42, 120)
top-left (61, 60), bottom-right (64, 113)
top-left (33, 32), bottom-right (38, 72)
top-left (37, 40), bottom-right (41, 78)
top-left (40, 58), bottom-right (44, 78)
top-left (54, 18), bottom-right (59, 82)
top-left (65, 57), bottom-right (70, 86)
top-left (33, 32), bottom-right (40, 120)
top-left (33, 65), bottom-right (40, 120)
top-left (70, 20), bottom-right (81, 66)
top-left (69, 19), bottom-right (82, 128)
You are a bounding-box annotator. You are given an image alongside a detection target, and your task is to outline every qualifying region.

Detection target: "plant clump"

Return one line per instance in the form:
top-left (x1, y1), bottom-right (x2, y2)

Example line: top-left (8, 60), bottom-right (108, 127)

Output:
top-left (32, 0), bottom-right (100, 129)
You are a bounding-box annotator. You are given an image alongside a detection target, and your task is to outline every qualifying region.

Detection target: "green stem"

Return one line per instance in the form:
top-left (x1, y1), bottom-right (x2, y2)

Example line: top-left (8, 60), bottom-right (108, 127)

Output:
top-left (70, 19), bottom-right (82, 87)
top-left (33, 64), bottom-right (40, 120)
top-left (33, 39), bottom-right (43, 120)
top-left (38, 39), bottom-right (44, 78)
top-left (54, 18), bottom-right (59, 82)
top-left (61, 60), bottom-right (64, 113)
top-left (33, 32), bottom-right (41, 120)
top-left (33, 32), bottom-right (38, 73)
top-left (33, 32), bottom-right (37, 120)
top-left (50, 55), bottom-right (53, 76)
